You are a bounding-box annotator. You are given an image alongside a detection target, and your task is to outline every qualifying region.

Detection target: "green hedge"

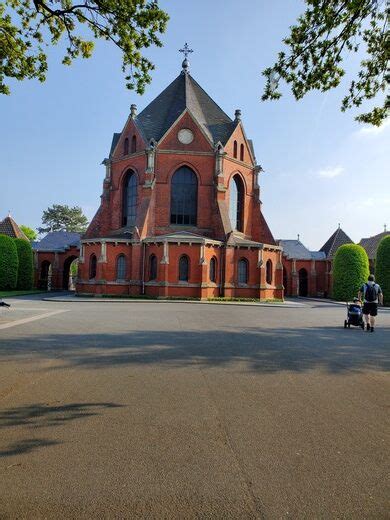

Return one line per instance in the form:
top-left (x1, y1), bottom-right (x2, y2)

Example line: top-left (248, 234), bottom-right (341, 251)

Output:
top-left (333, 244), bottom-right (369, 301)
top-left (14, 238), bottom-right (34, 290)
top-left (375, 235), bottom-right (390, 306)
top-left (0, 235), bottom-right (19, 290)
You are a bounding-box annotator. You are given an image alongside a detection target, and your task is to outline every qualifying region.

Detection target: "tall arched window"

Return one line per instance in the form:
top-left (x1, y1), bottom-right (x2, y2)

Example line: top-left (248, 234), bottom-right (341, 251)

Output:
top-left (210, 257), bottom-right (217, 283)
top-left (266, 259), bottom-right (273, 284)
top-left (89, 254), bottom-right (97, 280)
top-left (124, 138), bottom-right (129, 155)
top-left (240, 143), bottom-right (244, 162)
top-left (149, 254), bottom-right (157, 280)
top-left (233, 140), bottom-right (238, 158)
top-left (131, 135), bottom-right (137, 153)
top-left (229, 175), bottom-right (244, 232)
top-left (179, 255), bottom-right (189, 282)
top-left (238, 258), bottom-right (249, 284)
top-left (170, 166), bottom-right (198, 226)
top-left (116, 254), bottom-right (126, 280)
top-left (122, 170), bottom-right (137, 226)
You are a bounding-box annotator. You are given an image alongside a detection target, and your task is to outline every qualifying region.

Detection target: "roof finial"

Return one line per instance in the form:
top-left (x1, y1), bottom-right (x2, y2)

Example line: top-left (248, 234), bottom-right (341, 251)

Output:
top-left (8, 210), bottom-right (11, 217)
top-left (179, 42), bottom-right (193, 74)
top-left (130, 104), bottom-right (137, 119)
top-left (234, 109), bottom-right (242, 122)
top-left (338, 222), bottom-right (341, 229)
top-left (385, 223), bottom-right (387, 232)
top-left (297, 233), bottom-right (300, 241)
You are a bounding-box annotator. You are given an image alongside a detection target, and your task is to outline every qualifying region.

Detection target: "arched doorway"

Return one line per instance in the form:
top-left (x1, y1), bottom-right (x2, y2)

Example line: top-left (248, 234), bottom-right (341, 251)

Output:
top-left (298, 268), bottom-right (308, 297)
top-left (39, 261), bottom-right (51, 289)
top-left (283, 270), bottom-right (288, 296)
top-left (63, 256), bottom-right (78, 290)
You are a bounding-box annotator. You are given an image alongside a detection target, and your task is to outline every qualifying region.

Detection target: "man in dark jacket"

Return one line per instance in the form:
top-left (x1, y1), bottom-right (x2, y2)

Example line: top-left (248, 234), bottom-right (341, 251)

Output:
top-left (358, 274), bottom-right (383, 332)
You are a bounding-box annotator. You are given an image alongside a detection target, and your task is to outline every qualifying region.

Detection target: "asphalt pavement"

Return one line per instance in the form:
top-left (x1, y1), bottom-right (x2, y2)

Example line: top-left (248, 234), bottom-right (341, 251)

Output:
top-left (0, 295), bottom-right (389, 519)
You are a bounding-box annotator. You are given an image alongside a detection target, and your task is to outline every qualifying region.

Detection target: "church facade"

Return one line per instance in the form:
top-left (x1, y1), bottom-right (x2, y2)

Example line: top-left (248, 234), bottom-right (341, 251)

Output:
top-left (76, 56), bottom-right (283, 299)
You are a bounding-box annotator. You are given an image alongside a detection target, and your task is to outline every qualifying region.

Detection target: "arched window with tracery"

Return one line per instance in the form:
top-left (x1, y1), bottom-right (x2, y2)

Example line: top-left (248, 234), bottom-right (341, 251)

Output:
top-left (210, 257), bottom-right (217, 283)
top-left (124, 138), bottom-right (129, 155)
top-left (266, 259), bottom-right (273, 284)
top-left (116, 254), bottom-right (127, 280)
top-left (238, 258), bottom-right (249, 284)
top-left (229, 174), bottom-right (244, 232)
top-left (149, 254), bottom-right (157, 280)
top-left (179, 255), bottom-right (189, 282)
top-left (170, 166), bottom-right (198, 226)
top-left (233, 140), bottom-right (238, 158)
top-left (122, 170), bottom-right (137, 226)
top-left (240, 143), bottom-right (244, 161)
top-left (131, 135), bottom-right (137, 153)
top-left (89, 254), bottom-right (97, 280)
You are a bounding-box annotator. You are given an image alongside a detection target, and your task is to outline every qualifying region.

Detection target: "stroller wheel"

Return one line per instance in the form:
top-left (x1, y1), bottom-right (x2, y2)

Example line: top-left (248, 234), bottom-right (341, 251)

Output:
top-left (344, 320), bottom-right (347, 329)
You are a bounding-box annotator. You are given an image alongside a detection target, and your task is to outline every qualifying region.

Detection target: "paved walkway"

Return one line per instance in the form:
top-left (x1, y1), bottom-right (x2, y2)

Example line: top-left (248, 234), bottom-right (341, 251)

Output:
top-left (0, 296), bottom-right (389, 519)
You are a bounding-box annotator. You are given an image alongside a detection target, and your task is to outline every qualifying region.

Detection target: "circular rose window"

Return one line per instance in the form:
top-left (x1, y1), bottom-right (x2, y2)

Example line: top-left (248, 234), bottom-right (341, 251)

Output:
top-left (178, 128), bottom-right (194, 144)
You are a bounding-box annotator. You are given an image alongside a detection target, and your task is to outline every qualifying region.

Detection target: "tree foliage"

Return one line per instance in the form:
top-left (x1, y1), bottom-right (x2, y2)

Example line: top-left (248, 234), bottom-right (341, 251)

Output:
top-left (38, 204), bottom-right (88, 233)
top-left (20, 224), bottom-right (37, 241)
top-left (333, 244), bottom-right (369, 300)
top-left (375, 235), bottom-right (390, 306)
top-left (0, 0), bottom-right (169, 95)
top-left (0, 234), bottom-right (19, 290)
top-left (262, 0), bottom-right (389, 126)
top-left (14, 237), bottom-right (34, 289)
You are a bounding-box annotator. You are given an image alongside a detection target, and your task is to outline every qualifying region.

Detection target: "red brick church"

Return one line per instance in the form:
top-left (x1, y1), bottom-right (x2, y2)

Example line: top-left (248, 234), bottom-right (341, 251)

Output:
top-left (75, 50), bottom-right (283, 299)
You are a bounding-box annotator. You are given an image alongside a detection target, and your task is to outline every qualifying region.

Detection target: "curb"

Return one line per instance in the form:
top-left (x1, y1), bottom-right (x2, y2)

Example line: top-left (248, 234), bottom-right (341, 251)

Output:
top-left (42, 297), bottom-right (306, 309)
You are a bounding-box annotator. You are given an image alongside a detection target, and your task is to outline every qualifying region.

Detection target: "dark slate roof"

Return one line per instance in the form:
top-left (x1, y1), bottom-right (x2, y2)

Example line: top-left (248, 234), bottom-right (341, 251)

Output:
top-left (109, 133), bottom-right (121, 156)
top-left (33, 231), bottom-right (81, 251)
top-left (133, 72), bottom-right (236, 145)
top-left (320, 227), bottom-right (354, 259)
top-left (278, 240), bottom-right (326, 260)
top-left (0, 216), bottom-right (28, 240)
top-left (359, 231), bottom-right (390, 259)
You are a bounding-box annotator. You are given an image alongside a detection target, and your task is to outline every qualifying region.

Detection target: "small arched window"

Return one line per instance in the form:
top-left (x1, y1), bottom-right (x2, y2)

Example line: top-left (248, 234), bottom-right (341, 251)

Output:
top-left (116, 255), bottom-right (127, 280)
top-left (210, 257), bottom-right (217, 283)
top-left (149, 254), bottom-right (157, 280)
top-left (266, 260), bottom-right (273, 284)
top-left (238, 258), bottom-right (249, 284)
top-left (240, 143), bottom-right (244, 162)
top-left (179, 255), bottom-right (189, 282)
top-left (229, 174), bottom-right (244, 232)
top-left (124, 138), bottom-right (129, 155)
top-left (233, 140), bottom-right (238, 158)
top-left (170, 166), bottom-right (198, 226)
top-left (89, 254), bottom-right (97, 280)
top-left (122, 170), bottom-right (137, 226)
top-left (131, 135), bottom-right (137, 153)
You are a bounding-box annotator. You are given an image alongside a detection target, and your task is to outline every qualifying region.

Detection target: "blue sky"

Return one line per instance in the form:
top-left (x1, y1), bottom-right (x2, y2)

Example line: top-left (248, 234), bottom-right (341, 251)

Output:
top-left (1, 0), bottom-right (388, 250)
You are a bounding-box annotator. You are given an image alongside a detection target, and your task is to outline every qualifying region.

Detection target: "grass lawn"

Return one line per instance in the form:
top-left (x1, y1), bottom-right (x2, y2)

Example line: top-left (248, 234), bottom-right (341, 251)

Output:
top-left (0, 289), bottom-right (47, 298)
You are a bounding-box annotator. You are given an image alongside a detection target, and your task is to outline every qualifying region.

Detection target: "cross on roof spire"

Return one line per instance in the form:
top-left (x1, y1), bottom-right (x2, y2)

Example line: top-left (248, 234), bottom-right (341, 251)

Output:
top-left (385, 223), bottom-right (387, 232)
top-left (179, 42), bottom-right (193, 73)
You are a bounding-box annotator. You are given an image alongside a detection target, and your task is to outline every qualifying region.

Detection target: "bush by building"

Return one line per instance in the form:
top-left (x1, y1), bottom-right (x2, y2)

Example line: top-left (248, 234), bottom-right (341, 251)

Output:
top-left (0, 235), bottom-right (19, 290)
top-left (333, 244), bottom-right (369, 301)
top-left (14, 238), bottom-right (34, 290)
top-left (375, 235), bottom-right (390, 306)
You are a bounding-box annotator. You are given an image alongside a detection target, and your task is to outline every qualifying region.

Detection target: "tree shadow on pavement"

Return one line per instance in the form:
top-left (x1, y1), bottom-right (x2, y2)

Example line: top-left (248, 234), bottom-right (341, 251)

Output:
top-left (0, 402), bottom-right (123, 458)
top-left (0, 326), bottom-right (389, 374)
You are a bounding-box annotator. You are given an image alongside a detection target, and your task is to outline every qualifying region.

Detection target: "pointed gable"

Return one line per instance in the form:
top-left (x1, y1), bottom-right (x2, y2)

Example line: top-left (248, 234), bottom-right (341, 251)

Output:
top-left (225, 123), bottom-right (256, 165)
top-left (320, 227), bottom-right (354, 259)
top-left (135, 72), bottom-right (235, 144)
top-left (0, 215), bottom-right (28, 240)
top-left (110, 118), bottom-right (145, 160)
top-left (159, 110), bottom-right (214, 152)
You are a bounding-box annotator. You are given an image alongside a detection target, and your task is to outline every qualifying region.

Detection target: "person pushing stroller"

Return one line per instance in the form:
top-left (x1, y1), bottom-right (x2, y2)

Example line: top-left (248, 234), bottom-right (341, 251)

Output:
top-left (358, 274), bottom-right (383, 333)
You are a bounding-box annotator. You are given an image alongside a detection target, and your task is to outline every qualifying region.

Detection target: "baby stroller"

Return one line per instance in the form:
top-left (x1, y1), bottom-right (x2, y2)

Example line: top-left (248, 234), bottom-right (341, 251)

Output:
top-left (344, 298), bottom-right (364, 329)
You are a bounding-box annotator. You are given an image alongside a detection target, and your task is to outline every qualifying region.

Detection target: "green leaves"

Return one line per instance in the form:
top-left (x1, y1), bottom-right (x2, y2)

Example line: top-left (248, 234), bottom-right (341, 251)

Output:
top-left (0, 0), bottom-right (169, 95)
top-left (262, 0), bottom-right (389, 126)
top-left (38, 204), bottom-right (89, 234)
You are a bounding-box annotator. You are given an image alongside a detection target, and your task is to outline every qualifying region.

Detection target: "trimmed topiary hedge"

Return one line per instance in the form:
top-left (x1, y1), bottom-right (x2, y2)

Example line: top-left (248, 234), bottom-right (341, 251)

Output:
top-left (14, 238), bottom-right (34, 290)
top-left (375, 235), bottom-right (390, 306)
top-left (0, 235), bottom-right (19, 290)
top-left (333, 244), bottom-right (369, 301)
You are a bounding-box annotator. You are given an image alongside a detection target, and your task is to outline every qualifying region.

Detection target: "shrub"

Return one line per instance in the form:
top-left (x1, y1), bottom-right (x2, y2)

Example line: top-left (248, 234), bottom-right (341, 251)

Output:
top-left (14, 238), bottom-right (34, 290)
top-left (375, 235), bottom-right (390, 306)
top-left (333, 244), bottom-right (369, 301)
top-left (0, 235), bottom-right (19, 290)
